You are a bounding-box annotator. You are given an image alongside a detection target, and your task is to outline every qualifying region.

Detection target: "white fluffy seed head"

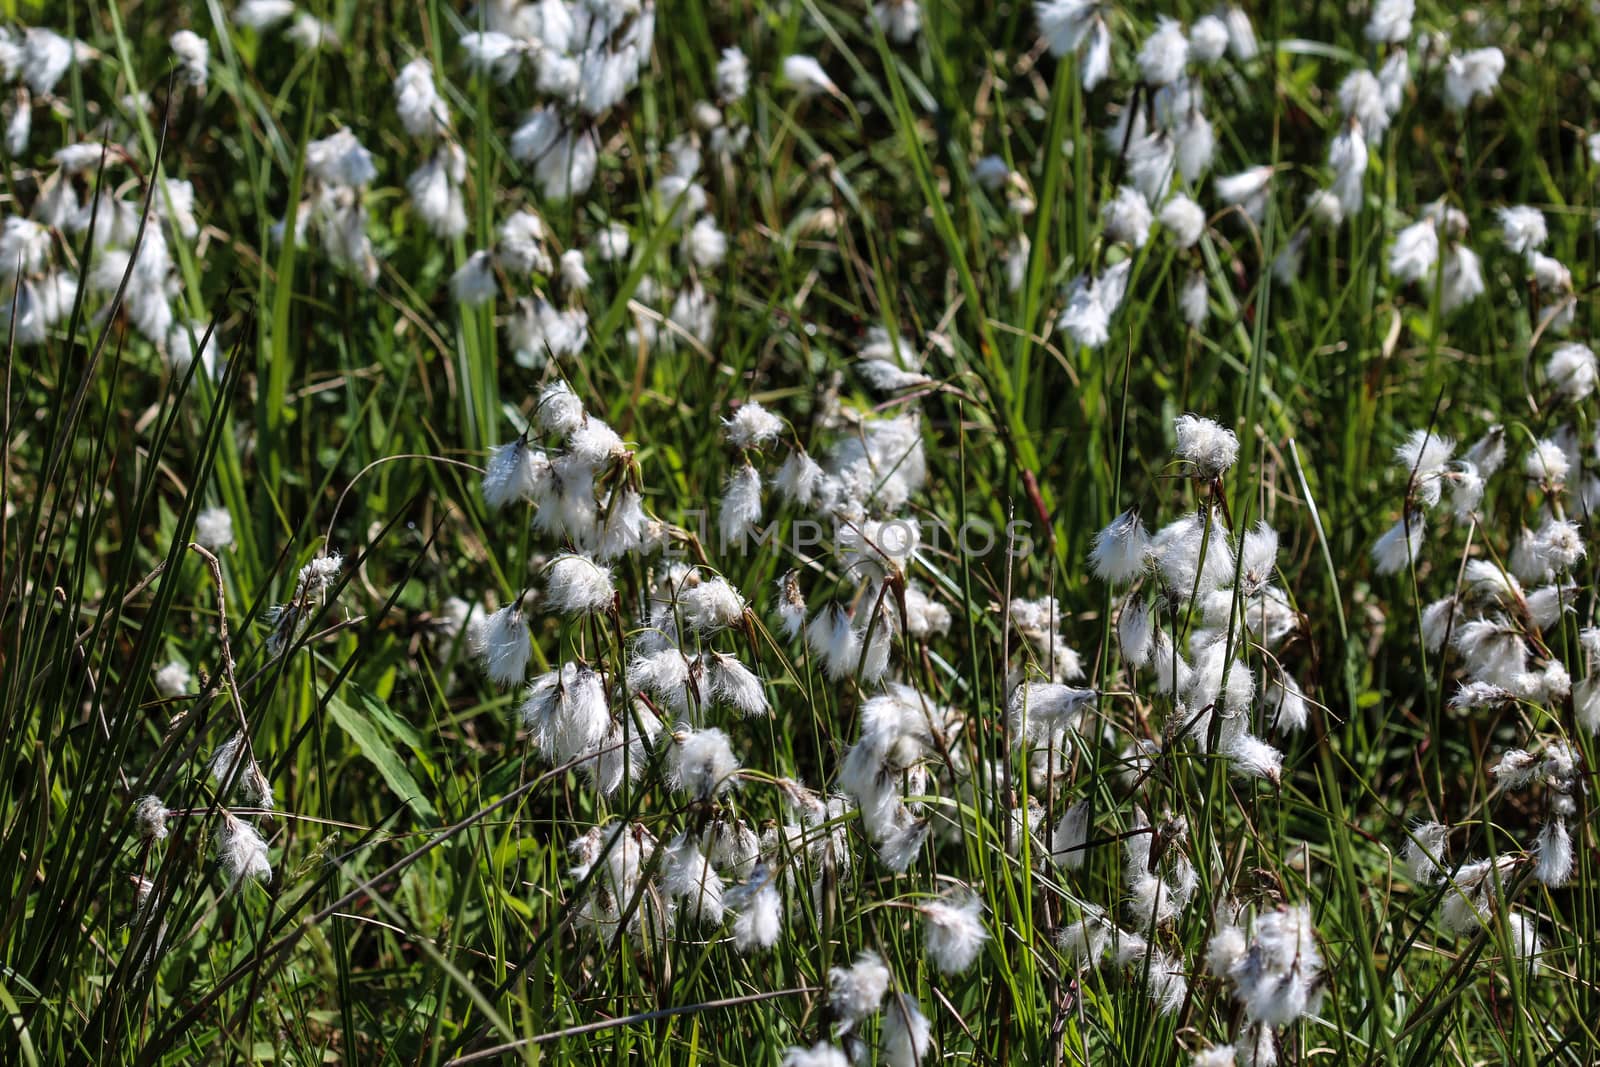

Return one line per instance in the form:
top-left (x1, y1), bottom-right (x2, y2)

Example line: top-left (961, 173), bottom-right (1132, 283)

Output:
top-left (783, 55), bottom-right (837, 96)
top-left (682, 575), bottom-right (747, 633)
top-left (1497, 205), bottom-right (1548, 255)
top-left (1191, 1046), bottom-right (1237, 1067)
top-left (519, 663), bottom-right (611, 763)
top-left (1534, 818), bottom-right (1572, 887)
top-left (476, 603), bottom-right (533, 686)
top-left (1443, 47), bottom-right (1505, 111)
top-left (1174, 415), bottom-right (1239, 478)
top-left (1504, 910), bottom-right (1543, 970)
top-left (719, 463), bottom-right (764, 546)
top-left (1223, 732), bottom-right (1282, 783)
top-left (776, 570), bottom-right (808, 640)
top-left (922, 891), bottom-right (989, 973)
top-left (1101, 185), bottom-right (1153, 248)
top-left (1051, 801), bottom-right (1091, 869)
top-left (216, 812), bottom-right (272, 888)
top-left (536, 381), bottom-right (586, 438)
top-left (724, 400), bottom-right (784, 449)
top-left (394, 57), bottom-right (449, 139)
top-left (806, 605), bottom-right (863, 680)
top-left (193, 506), bottom-right (234, 548)
top-left (1137, 17), bottom-right (1188, 86)
top-left (1524, 438), bottom-right (1570, 488)
top-left (1090, 510), bottom-right (1152, 583)
top-left (775, 450), bottom-right (825, 509)
top-left (670, 726), bottom-right (740, 799)
top-left (153, 660), bottom-right (191, 699)
top-left (544, 554), bottom-right (614, 616)
top-left (1153, 510), bottom-right (1234, 596)
top-left (1159, 194), bottom-right (1206, 248)
top-left (882, 993), bottom-right (933, 1067)
top-left (662, 835), bottom-right (725, 926)
top-left (1371, 513), bottom-right (1424, 576)
top-left (568, 419), bottom-right (626, 467)
top-left (729, 877), bottom-right (783, 953)
top-left (827, 951), bottom-right (889, 1027)
top-left (781, 1043), bottom-right (848, 1067)
top-left (707, 652), bottom-right (770, 717)
top-left (134, 795), bottom-right (170, 840)
top-left (1402, 821), bottom-right (1449, 885)
top-left (1388, 217), bottom-right (1440, 283)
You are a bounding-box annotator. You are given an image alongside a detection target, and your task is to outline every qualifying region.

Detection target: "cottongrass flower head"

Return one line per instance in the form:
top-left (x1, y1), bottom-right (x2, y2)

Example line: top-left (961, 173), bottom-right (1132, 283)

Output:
top-left (776, 571), bottom-right (809, 640)
top-left (216, 811), bottom-right (272, 888)
top-left (781, 1043), bottom-right (849, 1067)
top-left (871, 0), bottom-right (922, 44)
top-left (134, 795), bottom-right (170, 841)
top-left (669, 726), bottom-right (740, 800)
top-left (1151, 508), bottom-right (1235, 597)
top-left (168, 28), bottom-right (208, 88)
top-left (827, 950), bottom-right (890, 1028)
top-left (1497, 205), bottom-right (1548, 255)
top-left (1212, 903), bottom-right (1325, 1027)
top-left (544, 554), bottom-right (615, 616)
top-left (783, 55), bottom-right (838, 97)
top-left (450, 250), bottom-right (498, 305)
top-left (681, 574), bottom-right (748, 633)
top-left (518, 663), bottom-right (610, 764)
top-left (152, 660), bottom-right (191, 699)
top-left (194, 506), bottom-right (234, 548)
top-left (1137, 17), bottom-right (1188, 86)
top-left (1524, 438), bottom-right (1569, 488)
top-left (882, 993), bottom-right (933, 1067)
top-left (716, 46), bottom-right (750, 99)
top-left (725, 865), bottom-right (782, 952)
top-left (482, 436), bottom-right (549, 510)
top-left (1101, 185), bottom-right (1153, 248)
top-left (1188, 15), bottom-right (1228, 64)
top-left (922, 890), bottom-right (989, 973)
top-left (1545, 342), bottom-right (1597, 402)
top-left (1057, 259), bottom-right (1131, 350)
top-left (263, 551), bottom-right (342, 656)
top-left (1159, 194), bottom-right (1206, 249)
top-left (719, 462), bottom-right (764, 546)
top-left (1191, 1046), bottom-right (1237, 1067)
top-left (1371, 511), bottom-right (1423, 575)
top-left (662, 834), bottom-right (725, 926)
top-left (1035, 0), bottom-right (1111, 89)
top-left (1366, 0), bottom-right (1413, 42)
top-left (394, 57), bottom-right (448, 139)
top-left (1440, 242), bottom-right (1485, 315)
top-left (1051, 800), bottom-right (1092, 868)
top-left (208, 732), bottom-right (273, 809)
top-left (536, 381), bottom-right (587, 438)
top-left (1443, 48), bottom-right (1505, 111)
top-left (1173, 414), bottom-right (1239, 478)
top-left (806, 605), bottom-right (864, 680)
top-left (474, 602), bottom-right (532, 686)
top-left (855, 328), bottom-right (930, 391)
top-left (706, 651), bottom-right (769, 717)
top-left (1214, 166), bottom-right (1273, 221)
top-left (1388, 216), bottom-right (1440, 283)
top-left (1534, 818), bottom-right (1572, 887)
top-left (1395, 428), bottom-right (1454, 504)
top-left (1179, 271), bottom-right (1209, 328)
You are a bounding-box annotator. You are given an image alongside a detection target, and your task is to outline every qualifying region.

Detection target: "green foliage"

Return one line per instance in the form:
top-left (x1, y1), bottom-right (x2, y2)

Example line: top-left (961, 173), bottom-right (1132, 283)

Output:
top-left (2, 1), bottom-right (1598, 1065)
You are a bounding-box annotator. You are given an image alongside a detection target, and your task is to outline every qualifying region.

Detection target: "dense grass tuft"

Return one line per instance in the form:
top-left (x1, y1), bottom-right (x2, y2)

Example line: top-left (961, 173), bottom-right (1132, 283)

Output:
top-left (3, 1), bottom-right (1599, 1064)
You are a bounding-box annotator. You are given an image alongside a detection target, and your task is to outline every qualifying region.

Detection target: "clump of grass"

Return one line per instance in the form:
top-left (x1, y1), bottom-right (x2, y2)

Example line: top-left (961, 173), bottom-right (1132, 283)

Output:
top-left (1, 2), bottom-right (1598, 1065)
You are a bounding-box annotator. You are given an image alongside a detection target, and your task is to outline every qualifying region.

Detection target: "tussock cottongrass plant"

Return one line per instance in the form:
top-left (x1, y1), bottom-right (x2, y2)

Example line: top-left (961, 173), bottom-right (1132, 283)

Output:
top-left (5, 2), bottom-right (1599, 1065)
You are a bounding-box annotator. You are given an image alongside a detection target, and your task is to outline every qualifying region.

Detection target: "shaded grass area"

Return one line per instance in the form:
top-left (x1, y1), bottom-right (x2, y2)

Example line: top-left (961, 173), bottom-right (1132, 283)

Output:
top-left (3, 0), bottom-right (1599, 1064)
